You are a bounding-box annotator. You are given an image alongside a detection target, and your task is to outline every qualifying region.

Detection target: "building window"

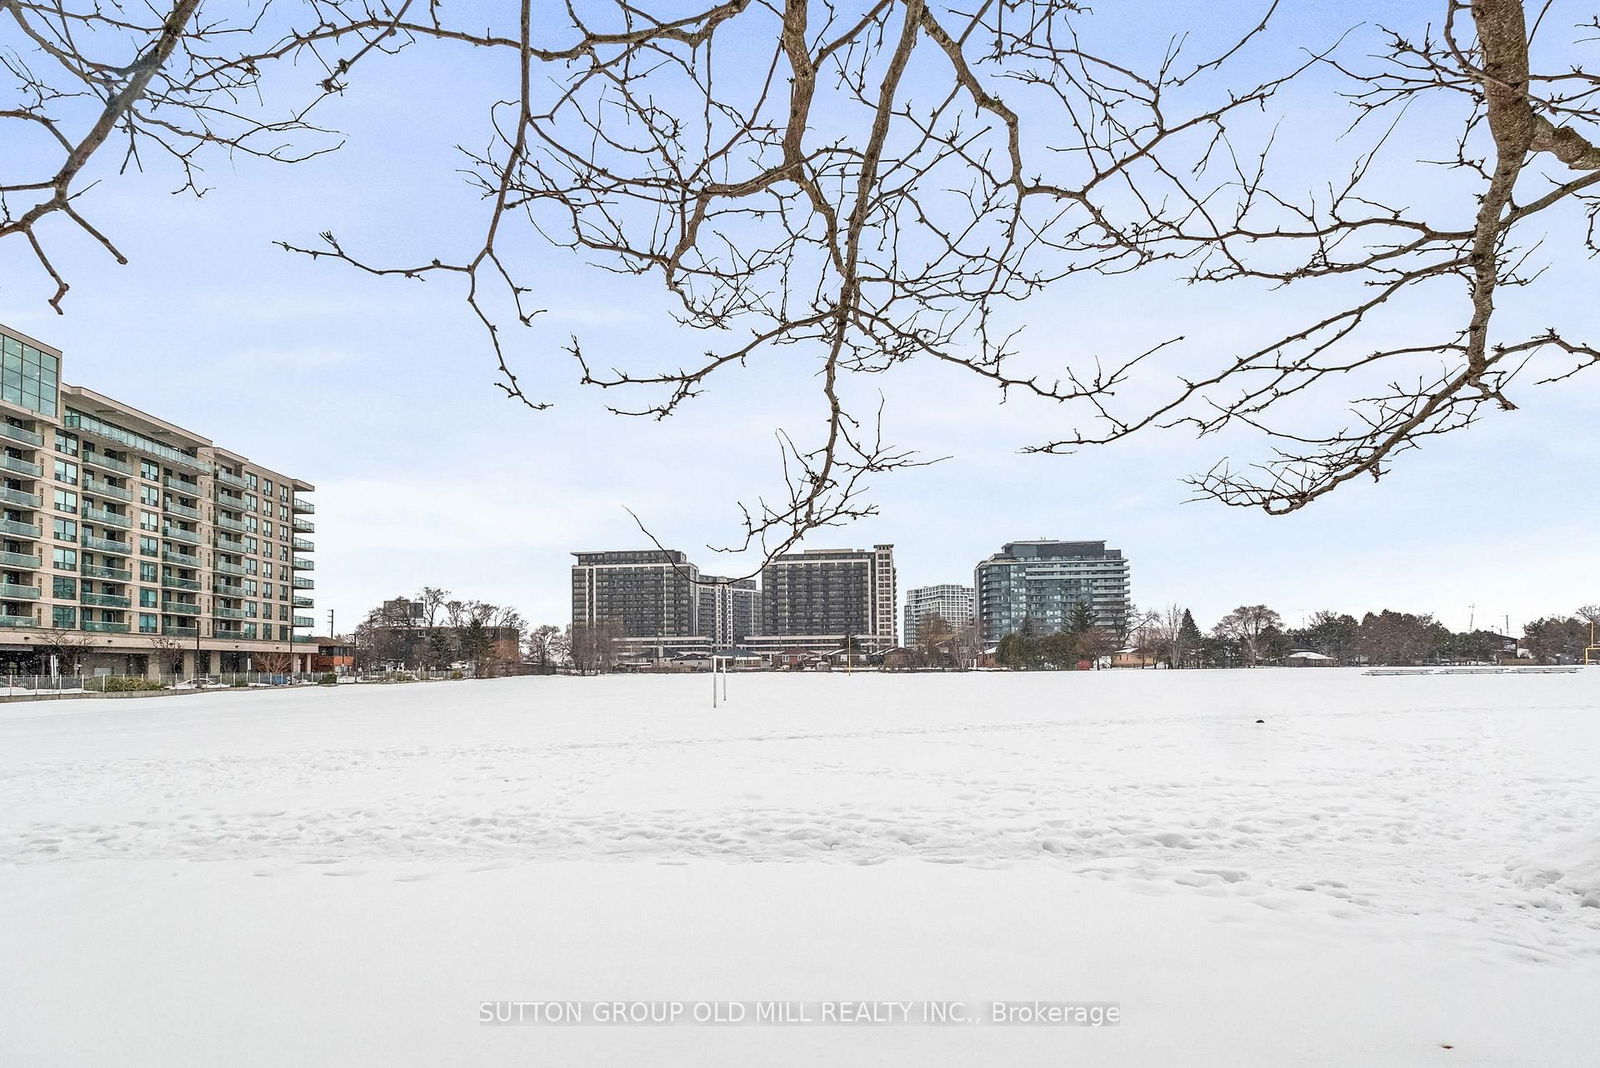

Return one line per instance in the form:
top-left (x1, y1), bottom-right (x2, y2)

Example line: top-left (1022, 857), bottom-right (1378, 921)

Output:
top-left (55, 431), bottom-right (78, 457)
top-left (52, 548), bottom-right (76, 571)
top-left (53, 518), bottom-right (76, 541)
top-left (139, 613), bottom-right (158, 634)
top-left (52, 576), bottom-right (75, 598)
top-left (51, 605), bottom-right (76, 629)
top-left (140, 562), bottom-right (157, 583)
top-left (139, 486), bottom-right (158, 507)
top-left (262, 479), bottom-right (273, 495)
top-left (53, 489), bottom-right (77, 513)
top-left (139, 510), bottom-right (158, 532)
top-left (53, 459), bottom-right (78, 486)
top-left (140, 460), bottom-right (159, 482)
top-left (0, 331), bottom-right (60, 417)
top-left (139, 536), bottom-right (158, 557)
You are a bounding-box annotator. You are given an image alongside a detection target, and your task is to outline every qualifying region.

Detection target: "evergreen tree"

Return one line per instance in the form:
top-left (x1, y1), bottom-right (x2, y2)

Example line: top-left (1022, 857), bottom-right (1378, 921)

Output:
top-left (1068, 602), bottom-right (1095, 634)
top-left (1177, 610), bottom-right (1203, 668)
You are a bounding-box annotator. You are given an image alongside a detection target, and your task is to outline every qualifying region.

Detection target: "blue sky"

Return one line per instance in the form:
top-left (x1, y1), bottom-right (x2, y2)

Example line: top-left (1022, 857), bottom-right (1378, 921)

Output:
top-left (1, 1), bottom-right (1595, 635)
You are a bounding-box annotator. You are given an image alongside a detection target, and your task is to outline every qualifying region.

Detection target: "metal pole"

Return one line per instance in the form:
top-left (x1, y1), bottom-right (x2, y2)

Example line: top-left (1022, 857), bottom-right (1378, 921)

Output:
top-left (712, 657), bottom-right (718, 708)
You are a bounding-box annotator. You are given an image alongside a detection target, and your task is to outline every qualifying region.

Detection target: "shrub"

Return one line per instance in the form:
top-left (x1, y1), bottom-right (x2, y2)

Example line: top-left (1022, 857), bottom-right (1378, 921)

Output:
top-left (319, 673), bottom-right (338, 686)
top-left (450, 670), bottom-right (464, 680)
top-left (99, 676), bottom-right (165, 692)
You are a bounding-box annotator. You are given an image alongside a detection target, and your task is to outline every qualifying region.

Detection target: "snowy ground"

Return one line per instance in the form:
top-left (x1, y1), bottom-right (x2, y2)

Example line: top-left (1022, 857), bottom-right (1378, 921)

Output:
top-left (3, 669), bottom-right (1599, 1065)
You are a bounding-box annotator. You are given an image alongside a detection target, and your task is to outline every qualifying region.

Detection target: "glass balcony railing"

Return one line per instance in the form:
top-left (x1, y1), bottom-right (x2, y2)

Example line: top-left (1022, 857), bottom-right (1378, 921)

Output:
top-left (0, 613), bottom-right (37, 628)
top-left (162, 474), bottom-right (200, 494)
top-left (81, 534), bottom-right (130, 554)
top-left (213, 581), bottom-right (247, 597)
top-left (82, 505), bottom-right (132, 529)
top-left (216, 560), bottom-right (248, 577)
top-left (0, 455), bottom-right (43, 478)
top-left (216, 487), bottom-right (246, 506)
top-left (292, 517), bottom-right (314, 533)
top-left (0, 550), bottom-right (41, 569)
top-left (80, 592), bottom-right (131, 609)
top-left (82, 620), bottom-right (131, 633)
top-left (294, 635), bottom-right (318, 643)
top-left (164, 501), bottom-right (201, 521)
top-left (293, 596), bottom-right (314, 608)
top-left (214, 606), bottom-right (252, 620)
top-left (0, 486), bottom-right (42, 509)
top-left (292, 538), bottom-right (314, 552)
top-left (161, 550), bottom-right (201, 568)
top-left (215, 624), bottom-right (258, 640)
top-left (292, 576), bottom-right (314, 589)
top-left (0, 518), bottom-right (42, 539)
top-left (64, 413), bottom-right (206, 472)
top-left (215, 533), bottom-right (246, 551)
top-left (163, 527), bottom-right (201, 546)
top-left (0, 582), bottom-right (41, 599)
top-left (162, 623), bottom-right (199, 637)
top-left (80, 564), bottom-right (132, 582)
top-left (291, 498), bottom-right (314, 513)
top-left (292, 557), bottom-right (314, 571)
top-left (214, 469), bottom-right (249, 490)
top-left (0, 422), bottom-right (44, 447)
top-left (216, 515), bottom-right (250, 534)
top-left (82, 478), bottom-right (132, 502)
top-left (79, 451), bottom-right (134, 476)
top-left (293, 615), bottom-right (315, 628)
top-left (161, 575), bottom-right (201, 591)
top-left (162, 601), bottom-right (201, 616)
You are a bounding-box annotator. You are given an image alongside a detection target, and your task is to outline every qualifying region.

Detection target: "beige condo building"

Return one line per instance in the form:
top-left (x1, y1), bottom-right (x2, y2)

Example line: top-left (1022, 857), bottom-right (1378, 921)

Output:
top-left (0, 323), bottom-right (317, 676)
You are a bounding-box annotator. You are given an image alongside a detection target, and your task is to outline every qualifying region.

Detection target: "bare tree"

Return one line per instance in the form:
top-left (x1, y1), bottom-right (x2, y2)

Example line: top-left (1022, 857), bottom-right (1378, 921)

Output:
top-left (524, 624), bottom-right (569, 674)
top-left (7, 0), bottom-right (1600, 554)
top-left (1213, 605), bottom-right (1284, 668)
top-left (37, 628), bottom-right (98, 676)
top-left (145, 633), bottom-right (189, 676)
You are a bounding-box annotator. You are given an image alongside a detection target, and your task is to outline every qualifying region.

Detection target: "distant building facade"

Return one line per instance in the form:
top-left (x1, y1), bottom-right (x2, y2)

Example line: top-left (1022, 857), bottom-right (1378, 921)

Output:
top-left (571, 549), bottom-right (763, 658)
top-left (974, 540), bottom-right (1130, 643)
top-left (698, 575), bottom-right (760, 648)
top-left (903, 584), bottom-right (974, 646)
top-left (754, 545), bottom-right (897, 654)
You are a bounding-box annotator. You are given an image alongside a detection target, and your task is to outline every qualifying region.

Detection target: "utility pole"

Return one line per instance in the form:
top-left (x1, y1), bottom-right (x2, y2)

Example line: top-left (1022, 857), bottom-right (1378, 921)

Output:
top-left (1467, 604), bottom-right (1476, 632)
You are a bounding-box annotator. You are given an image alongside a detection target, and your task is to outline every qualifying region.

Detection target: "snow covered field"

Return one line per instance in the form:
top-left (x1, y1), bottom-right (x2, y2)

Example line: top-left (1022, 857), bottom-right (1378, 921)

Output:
top-left (3, 669), bottom-right (1599, 1065)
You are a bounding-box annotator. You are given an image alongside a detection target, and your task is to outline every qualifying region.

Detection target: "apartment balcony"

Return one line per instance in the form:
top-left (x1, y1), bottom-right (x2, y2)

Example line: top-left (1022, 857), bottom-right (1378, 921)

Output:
top-left (0, 550), bottom-right (41, 569)
top-left (0, 582), bottom-right (40, 600)
top-left (82, 505), bottom-right (132, 529)
top-left (294, 635), bottom-right (317, 644)
top-left (293, 615), bottom-right (315, 629)
top-left (292, 517), bottom-right (314, 534)
top-left (0, 422), bottom-right (44, 447)
top-left (164, 501), bottom-right (201, 521)
top-left (0, 613), bottom-right (36, 628)
top-left (163, 474), bottom-right (200, 494)
top-left (292, 557), bottom-right (314, 571)
top-left (82, 478), bottom-right (132, 502)
top-left (293, 596), bottom-right (314, 609)
top-left (292, 576), bottom-right (314, 590)
top-left (215, 624), bottom-right (258, 640)
top-left (0, 519), bottom-right (41, 540)
top-left (162, 548), bottom-right (201, 568)
top-left (216, 560), bottom-right (248, 577)
top-left (291, 498), bottom-right (314, 514)
top-left (163, 601), bottom-right (201, 616)
top-left (162, 623), bottom-right (198, 637)
top-left (81, 564), bottom-right (133, 582)
top-left (81, 592), bottom-right (131, 609)
top-left (82, 620), bottom-right (131, 634)
top-left (214, 580), bottom-right (247, 597)
top-left (81, 534), bottom-right (130, 554)
top-left (215, 534), bottom-right (246, 554)
top-left (214, 468), bottom-right (250, 490)
top-left (292, 537), bottom-right (314, 552)
top-left (216, 514), bottom-right (250, 534)
top-left (80, 451), bottom-right (134, 477)
top-left (163, 527), bottom-right (201, 546)
top-left (214, 606), bottom-right (253, 620)
top-left (216, 487), bottom-right (246, 507)
top-left (0, 486), bottom-right (42, 509)
top-left (161, 575), bottom-right (202, 591)
top-left (0, 455), bottom-right (43, 478)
